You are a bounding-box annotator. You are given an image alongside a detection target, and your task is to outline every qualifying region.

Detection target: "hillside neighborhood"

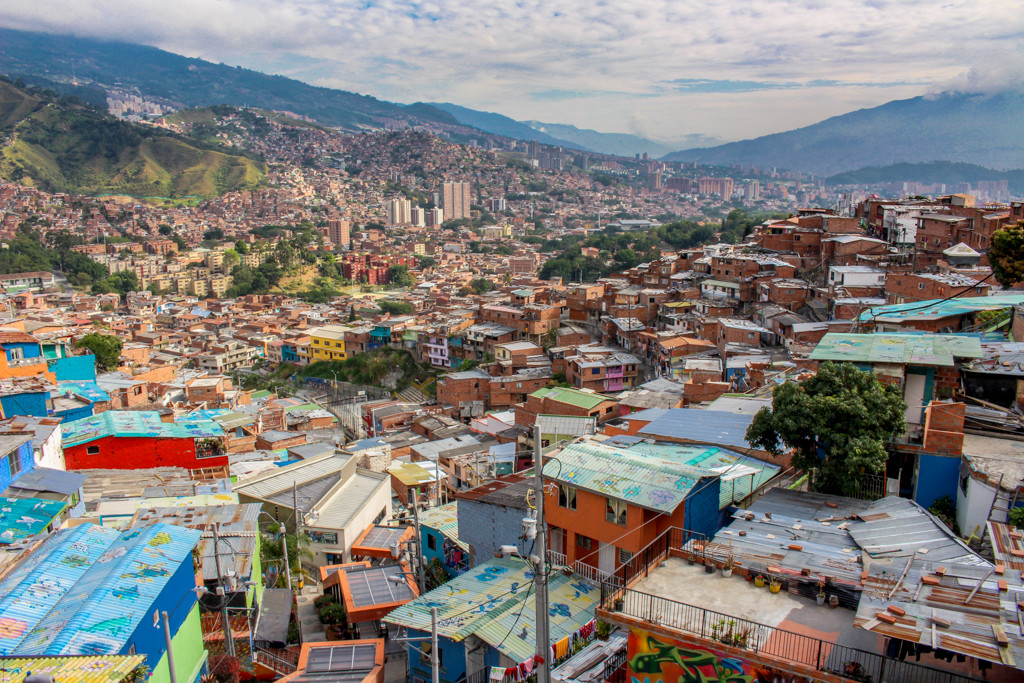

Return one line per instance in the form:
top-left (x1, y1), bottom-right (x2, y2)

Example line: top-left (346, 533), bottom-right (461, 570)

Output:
top-left (1, 99), bottom-right (1024, 683)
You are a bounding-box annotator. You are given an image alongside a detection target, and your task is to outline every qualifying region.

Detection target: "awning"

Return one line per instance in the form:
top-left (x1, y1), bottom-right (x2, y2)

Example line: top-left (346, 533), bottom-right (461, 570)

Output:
top-left (253, 589), bottom-right (293, 648)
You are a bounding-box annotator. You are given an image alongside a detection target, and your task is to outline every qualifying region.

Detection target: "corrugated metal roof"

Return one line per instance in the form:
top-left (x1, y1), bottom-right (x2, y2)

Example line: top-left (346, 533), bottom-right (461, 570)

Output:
top-left (0, 523), bottom-right (201, 656)
top-left (849, 497), bottom-right (986, 566)
top-left (0, 496), bottom-right (68, 544)
top-left (384, 557), bottom-right (597, 663)
top-left (859, 293), bottom-right (1024, 322)
top-left (5, 467), bottom-right (85, 496)
top-left (530, 387), bottom-right (613, 410)
top-left (545, 440), bottom-right (704, 513)
top-left (811, 333), bottom-right (983, 366)
top-left (314, 471), bottom-right (390, 530)
top-left (637, 408), bottom-right (756, 452)
top-left (62, 410), bottom-right (224, 446)
top-left (234, 453), bottom-right (352, 501)
top-left (0, 654), bottom-right (146, 682)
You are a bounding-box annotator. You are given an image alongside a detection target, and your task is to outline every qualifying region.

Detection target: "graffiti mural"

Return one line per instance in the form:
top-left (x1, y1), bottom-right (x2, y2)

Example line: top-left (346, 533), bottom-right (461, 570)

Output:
top-left (627, 629), bottom-right (814, 683)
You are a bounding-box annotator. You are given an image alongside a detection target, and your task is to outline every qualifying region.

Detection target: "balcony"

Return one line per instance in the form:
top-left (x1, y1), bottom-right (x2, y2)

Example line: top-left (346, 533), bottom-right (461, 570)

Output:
top-left (596, 528), bottom-right (986, 683)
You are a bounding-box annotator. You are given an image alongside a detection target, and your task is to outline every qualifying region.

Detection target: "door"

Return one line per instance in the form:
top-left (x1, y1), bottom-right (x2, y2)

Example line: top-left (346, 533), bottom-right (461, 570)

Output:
top-left (904, 372), bottom-right (927, 425)
top-left (598, 542), bottom-right (616, 576)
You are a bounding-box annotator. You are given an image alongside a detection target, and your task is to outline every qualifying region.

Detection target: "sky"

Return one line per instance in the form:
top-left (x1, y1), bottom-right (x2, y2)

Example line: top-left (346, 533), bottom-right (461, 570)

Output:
top-left (2, 0), bottom-right (1023, 146)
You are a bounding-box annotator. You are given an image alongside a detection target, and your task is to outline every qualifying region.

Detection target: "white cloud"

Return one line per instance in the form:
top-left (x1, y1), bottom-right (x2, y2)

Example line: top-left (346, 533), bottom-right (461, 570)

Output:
top-left (1, 0), bottom-right (1021, 142)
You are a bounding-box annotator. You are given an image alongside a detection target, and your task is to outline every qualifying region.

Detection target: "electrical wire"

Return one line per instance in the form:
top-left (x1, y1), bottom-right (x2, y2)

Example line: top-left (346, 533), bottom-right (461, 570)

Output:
top-left (859, 271), bottom-right (995, 330)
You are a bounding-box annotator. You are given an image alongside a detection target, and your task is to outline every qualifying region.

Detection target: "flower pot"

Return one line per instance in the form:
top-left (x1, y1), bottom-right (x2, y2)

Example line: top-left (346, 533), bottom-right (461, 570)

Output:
top-left (754, 576), bottom-right (766, 588)
top-left (613, 598), bottom-right (624, 611)
top-left (704, 562), bottom-right (715, 574)
top-left (722, 567), bottom-right (733, 578)
top-left (769, 582), bottom-right (781, 594)
top-left (686, 555), bottom-right (696, 565)
top-left (829, 595), bottom-right (839, 609)
top-left (816, 594), bottom-right (826, 606)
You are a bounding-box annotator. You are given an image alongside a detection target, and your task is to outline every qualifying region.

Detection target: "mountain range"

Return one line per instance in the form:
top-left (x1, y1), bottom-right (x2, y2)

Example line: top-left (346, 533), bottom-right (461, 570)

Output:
top-left (665, 91), bottom-right (1024, 175)
top-left (1, 27), bottom-right (1022, 177)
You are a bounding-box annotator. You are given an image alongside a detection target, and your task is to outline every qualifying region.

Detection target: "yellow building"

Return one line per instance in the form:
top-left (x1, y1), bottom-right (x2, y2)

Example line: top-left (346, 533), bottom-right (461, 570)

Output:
top-left (308, 324), bottom-right (350, 361)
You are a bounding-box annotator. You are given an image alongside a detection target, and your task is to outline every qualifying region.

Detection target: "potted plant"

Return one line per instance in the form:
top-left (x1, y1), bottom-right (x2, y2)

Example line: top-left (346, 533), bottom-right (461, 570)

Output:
top-left (816, 579), bottom-right (826, 606)
top-left (704, 559), bottom-right (716, 574)
top-left (769, 578), bottom-right (782, 594)
top-left (754, 574), bottom-right (766, 588)
top-left (829, 594), bottom-right (840, 609)
top-left (613, 596), bottom-right (624, 612)
top-left (596, 621), bottom-right (612, 641)
top-left (722, 555), bottom-right (734, 578)
top-left (686, 553), bottom-right (696, 566)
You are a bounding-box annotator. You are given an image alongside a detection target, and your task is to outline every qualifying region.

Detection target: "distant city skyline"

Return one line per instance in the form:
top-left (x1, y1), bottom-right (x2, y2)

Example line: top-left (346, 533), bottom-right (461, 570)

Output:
top-left (2, 0), bottom-right (1022, 146)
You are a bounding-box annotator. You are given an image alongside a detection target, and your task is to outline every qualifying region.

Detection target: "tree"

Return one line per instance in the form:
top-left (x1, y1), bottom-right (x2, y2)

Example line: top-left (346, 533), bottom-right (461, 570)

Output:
top-left (989, 220), bottom-right (1024, 288)
top-left (203, 228), bottom-right (225, 241)
top-left (417, 256), bottom-right (437, 271)
top-left (388, 265), bottom-right (415, 288)
top-left (75, 332), bottom-right (124, 371)
top-left (379, 300), bottom-right (415, 316)
top-left (745, 361), bottom-right (907, 496)
top-left (469, 277), bottom-right (494, 294)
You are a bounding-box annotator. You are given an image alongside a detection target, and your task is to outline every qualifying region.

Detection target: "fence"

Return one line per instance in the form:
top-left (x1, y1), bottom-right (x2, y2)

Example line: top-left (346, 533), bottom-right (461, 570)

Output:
top-left (596, 525), bottom-right (983, 683)
top-left (253, 646), bottom-right (299, 674)
top-left (606, 587), bottom-right (983, 683)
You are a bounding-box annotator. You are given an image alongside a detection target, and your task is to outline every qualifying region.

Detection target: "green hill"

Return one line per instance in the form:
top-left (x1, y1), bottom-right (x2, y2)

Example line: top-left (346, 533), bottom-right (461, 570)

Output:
top-left (825, 161), bottom-right (1024, 193)
top-left (0, 79), bottom-right (266, 199)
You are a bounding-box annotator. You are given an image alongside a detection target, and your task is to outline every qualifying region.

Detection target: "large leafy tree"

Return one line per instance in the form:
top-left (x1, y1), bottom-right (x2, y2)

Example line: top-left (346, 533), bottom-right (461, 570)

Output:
top-left (746, 361), bottom-right (907, 496)
top-left (75, 332), bottom-right (124, 372)
top-left (988, 220), bottom-right (1024, 289)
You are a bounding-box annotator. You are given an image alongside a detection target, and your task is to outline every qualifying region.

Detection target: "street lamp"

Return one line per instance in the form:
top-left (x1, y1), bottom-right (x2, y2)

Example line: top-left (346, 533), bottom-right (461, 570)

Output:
top-left (258, 511), bottom-right (291, 594)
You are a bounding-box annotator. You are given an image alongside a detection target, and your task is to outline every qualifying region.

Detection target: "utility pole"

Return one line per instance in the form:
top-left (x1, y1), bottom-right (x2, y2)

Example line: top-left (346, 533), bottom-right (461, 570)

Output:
top-left (411, 488), bottom-right (426, 594)
top-left (212, 525), bottom-right (237, 658)
top-left (282, 521), bottom-right (292, 594)
top-left (533, 424), bottom-right (550, 683)
top-left (430, 606), bottom-right (439, 683)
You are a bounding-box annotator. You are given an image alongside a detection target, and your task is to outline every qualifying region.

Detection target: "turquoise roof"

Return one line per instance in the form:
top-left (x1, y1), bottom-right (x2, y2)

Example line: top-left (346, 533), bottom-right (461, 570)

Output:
top-left (0, 497), bottom-right (68, 544)
top-left (62, 411), bottom-right (224, 447)
top-left (384, 557), bottom-right (596, 663)
top-left (811, 333), bottom-right (983, 367)
top-left (57, 381), bottom-right (110, 404)
top-left (546, 438), bottom-right (776, 512)
top-left (859, 293), bottom-right (1024, 322)
top-left (0, 522), bottom-right (201, 656)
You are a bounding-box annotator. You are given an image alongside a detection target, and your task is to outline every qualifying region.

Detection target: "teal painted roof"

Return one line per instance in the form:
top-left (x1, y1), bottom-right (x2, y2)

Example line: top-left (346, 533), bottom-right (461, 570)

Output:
top-left (383, 557), bottom-right (597, 663)
top-left (0, 522), bottom-right (201, 656)
top-left (0, 497), bottom-right (68, 544)
top-left (530, 387), bottom-right (614, 410)
top-left (62, 411), bottom-right (224, 447)
top-left (416, 502), bottom-right (466, 551)
top-left (859, 293), bottom-right (1024, 322)
top-left (546, 439), bottom-right (726, 513)
top-left (811, 333), bottom-right (983, 367)
top-left (56, 381), bottom-right (110, 404)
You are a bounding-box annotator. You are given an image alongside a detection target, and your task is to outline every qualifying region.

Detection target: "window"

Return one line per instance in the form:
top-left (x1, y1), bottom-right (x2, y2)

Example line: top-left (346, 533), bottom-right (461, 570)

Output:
top-left (7, 452), bottom-right (21, 477)
top-left (576, 534), bottom-right (593, 550)
top-left (591, 367), bottom-right (599, 375)
top-left (606, 498), bottom-right (627, 526)
top-left (8, 347), bottom-right (23, 360)
top-left (618, 548), bottom-right (633, 565)
top-left (558, 484), bottom-right (577, 510)
top-left (427, 534), bottom-right (437, 551)
top-left (86, 445), bottom-right (100, 455)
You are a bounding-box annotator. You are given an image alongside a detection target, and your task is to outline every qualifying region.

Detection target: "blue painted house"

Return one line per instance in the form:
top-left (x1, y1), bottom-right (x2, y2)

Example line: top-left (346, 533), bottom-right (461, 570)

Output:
top-left (416, 502), bottom-right (470, 576)
top-left (384, 558), bottom-right (598, 683)
top-left (0, 523), bottom-right (206, 683)
top-left (0, 432), bottom-right (34, 492)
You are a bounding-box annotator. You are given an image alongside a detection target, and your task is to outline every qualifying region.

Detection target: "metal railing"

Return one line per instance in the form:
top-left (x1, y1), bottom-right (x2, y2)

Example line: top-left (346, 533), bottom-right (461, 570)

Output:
top-left (604, 588), bottom-right (982, 683)
top-left (253, 646), bottom-right (299, 674)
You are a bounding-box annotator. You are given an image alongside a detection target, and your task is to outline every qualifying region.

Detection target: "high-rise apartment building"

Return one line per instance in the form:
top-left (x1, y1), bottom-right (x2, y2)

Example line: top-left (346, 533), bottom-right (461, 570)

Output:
top-left (327, 219), bottom-right (351, 248)
top-left (386, 197), bottom-right (412, 225)
top-left (410, 207), bottom-right (426, 228)
top-left (746, 180), bottom-right (761, 201)
top-left (441, 182), bottom-right (471, 221)
top-left (698, 177), bottom-right (735, 198)
top-left (427, 207), bottom-right (444, 226)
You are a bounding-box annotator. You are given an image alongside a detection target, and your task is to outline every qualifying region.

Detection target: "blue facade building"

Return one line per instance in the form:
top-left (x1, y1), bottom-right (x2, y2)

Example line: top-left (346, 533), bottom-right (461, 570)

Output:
top-left (0, 433), bottom-right (34, 492)
top-left (0, 522), bottom-right (206, 683)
